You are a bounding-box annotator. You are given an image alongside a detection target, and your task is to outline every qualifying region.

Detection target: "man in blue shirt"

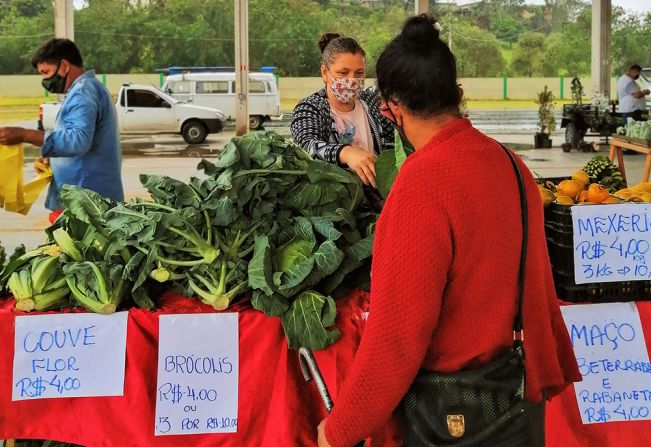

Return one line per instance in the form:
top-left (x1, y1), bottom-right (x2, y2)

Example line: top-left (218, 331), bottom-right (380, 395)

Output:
top-left (0, 38), bottom-right (124, 211)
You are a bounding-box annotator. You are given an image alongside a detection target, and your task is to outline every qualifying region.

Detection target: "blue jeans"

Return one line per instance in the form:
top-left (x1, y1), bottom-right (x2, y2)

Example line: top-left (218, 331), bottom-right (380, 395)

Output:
top-left (622, 110), bottom-right (645, 124)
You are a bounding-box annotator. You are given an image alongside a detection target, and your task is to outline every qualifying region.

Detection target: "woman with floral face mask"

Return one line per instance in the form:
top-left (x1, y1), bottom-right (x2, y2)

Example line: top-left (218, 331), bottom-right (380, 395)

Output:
top-left (291, 33), bottom-right (393, 195)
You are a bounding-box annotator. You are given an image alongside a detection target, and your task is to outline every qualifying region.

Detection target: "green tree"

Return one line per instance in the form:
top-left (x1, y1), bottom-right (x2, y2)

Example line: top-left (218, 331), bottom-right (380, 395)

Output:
top-left (611, 8), bottom-right (651, 76)
top-left (453, 23), bottom-right (507, 77)
top-left (541, 6), bottom-right (591, 77)
top-left (510, 32), bottom-right (546, 77)
top-left (0, 1), bottom-right (53, 74)
top-left (492, 15), bottom-right (522, 44)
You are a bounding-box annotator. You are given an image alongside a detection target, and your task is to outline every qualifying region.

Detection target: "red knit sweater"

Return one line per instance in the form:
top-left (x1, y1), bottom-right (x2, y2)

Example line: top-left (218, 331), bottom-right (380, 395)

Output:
top-left (324, 119), bottom-right (581, 447)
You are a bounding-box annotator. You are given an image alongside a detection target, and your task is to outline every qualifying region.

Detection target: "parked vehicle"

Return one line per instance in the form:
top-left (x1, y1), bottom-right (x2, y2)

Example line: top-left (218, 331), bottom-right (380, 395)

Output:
top-left (161, 67), bottom-right (283, 130)
top-left (39, 83), bottom-right (225, 144)
top-left (560, 78), bottom-right (627, 151)
top-left (560, 103), bottom-right (623, 151)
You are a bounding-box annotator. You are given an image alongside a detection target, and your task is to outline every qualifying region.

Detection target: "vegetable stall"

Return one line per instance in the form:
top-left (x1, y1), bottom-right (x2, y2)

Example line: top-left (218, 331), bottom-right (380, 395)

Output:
top-left (536, 156), bottom-right (651, 447)
top-left (3, 136), bottom-right (651, 447)
top-left (0, 131), bottom-right (410, 446)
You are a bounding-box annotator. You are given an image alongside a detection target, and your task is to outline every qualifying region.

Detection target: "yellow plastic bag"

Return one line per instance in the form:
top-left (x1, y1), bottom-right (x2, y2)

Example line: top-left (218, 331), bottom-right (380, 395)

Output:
top-left (0, 144), bottom-right (52, 215)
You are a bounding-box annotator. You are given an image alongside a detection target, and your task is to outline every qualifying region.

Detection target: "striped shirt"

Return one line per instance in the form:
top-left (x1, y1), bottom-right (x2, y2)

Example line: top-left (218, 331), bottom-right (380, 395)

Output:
top-left (290, 87), bottom-right (394, 166)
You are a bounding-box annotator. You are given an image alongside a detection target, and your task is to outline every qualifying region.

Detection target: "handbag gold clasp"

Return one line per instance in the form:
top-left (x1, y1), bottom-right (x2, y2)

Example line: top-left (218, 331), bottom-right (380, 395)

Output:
top-left (446, 414), bottom-right (465, 438)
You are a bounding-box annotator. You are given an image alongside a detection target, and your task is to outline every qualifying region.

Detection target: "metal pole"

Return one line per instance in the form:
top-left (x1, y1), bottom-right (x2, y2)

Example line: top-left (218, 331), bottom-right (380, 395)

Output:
top-left (591, 0), bottom-right (612, 99)
top-left (54, 0), bottom-right (74, 40)
top-left (234, 0), bottom-right (249, 136)
top-left (415, 0), bottom-right (429, 15)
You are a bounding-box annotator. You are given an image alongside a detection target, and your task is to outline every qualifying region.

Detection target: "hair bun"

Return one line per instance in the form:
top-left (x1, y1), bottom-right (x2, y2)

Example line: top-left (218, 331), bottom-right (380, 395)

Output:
top-left (402, 14), bottom-right (440, 46)
top-left (318, 33), bottom-right (341, 53)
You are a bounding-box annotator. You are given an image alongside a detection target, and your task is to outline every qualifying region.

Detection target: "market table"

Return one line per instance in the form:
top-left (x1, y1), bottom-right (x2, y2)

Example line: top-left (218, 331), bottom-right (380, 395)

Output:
top-left (2, 292), bottom-right (651, 446)
top-left (609, 135), bottom-right (651, 183)
top-left (0, 290), bottom-right (399, 447)
top-left (546, 300), bottom-right (651, 447)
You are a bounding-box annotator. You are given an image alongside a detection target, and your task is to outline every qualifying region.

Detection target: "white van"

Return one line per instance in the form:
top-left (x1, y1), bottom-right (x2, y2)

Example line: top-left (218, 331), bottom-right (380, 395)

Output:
top-left (162, 70), bottom-right (282, 130)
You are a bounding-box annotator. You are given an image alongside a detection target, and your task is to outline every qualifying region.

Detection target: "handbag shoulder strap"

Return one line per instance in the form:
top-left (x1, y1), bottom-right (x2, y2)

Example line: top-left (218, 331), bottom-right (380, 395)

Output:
top-left (497, 143), bottom-right (528, 354)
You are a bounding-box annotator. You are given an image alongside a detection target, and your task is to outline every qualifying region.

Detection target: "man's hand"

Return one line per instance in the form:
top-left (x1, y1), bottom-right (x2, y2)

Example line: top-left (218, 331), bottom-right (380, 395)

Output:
top-left (0, 127), bottom-right (26, 145)
top-left (34, 157), bottom-right (50, 174)
top-left (644, 89), bottom-right (651, 96)
top-left (339, 145), bottom-right (377, 187)
top-left (317, 419), bottom-right (333, 447)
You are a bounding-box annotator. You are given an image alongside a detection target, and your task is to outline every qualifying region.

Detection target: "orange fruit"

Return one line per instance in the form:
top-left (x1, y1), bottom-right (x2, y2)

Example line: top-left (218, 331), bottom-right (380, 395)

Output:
top-left (614, 188), bottom-right (634, 200)
top-left (538, 186), bottom-right (554, 207)
top-left (632, 182), bottom-right (651, 194)
top-left (572, 170), bottom-right (590, 188)
top-left (577, 190), bottom-right (590, 203)
top-left (555, 195), bottom-right (575, 205)
top-left (602, 196), bottom-right (620, 204)
top-left (587, 183), bottom-right (611, 203)
top-left (556, 180), bottom-right (584, 200)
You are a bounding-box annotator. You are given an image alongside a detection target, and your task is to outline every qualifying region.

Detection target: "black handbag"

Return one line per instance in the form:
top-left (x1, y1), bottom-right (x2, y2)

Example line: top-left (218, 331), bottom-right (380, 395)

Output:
top-left (400, 144), bottom-right (530, 446)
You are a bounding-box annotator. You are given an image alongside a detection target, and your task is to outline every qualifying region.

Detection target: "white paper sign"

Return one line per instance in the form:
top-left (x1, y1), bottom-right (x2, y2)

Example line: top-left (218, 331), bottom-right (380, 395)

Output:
top-left (12, 312), bottom-right (128, 400)
top-left (155, 313), bottom-right (239, 436)
top-left (561, 303), bottom-right (651, 424)
top-left (572, 203), bottom-right (651, 284)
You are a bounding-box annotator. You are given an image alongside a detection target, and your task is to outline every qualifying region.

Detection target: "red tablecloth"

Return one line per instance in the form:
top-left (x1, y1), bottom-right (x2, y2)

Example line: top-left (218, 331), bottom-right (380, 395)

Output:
top-left (545, 301), bottom-right (651, 447)
top-left (2, 293), bottom-right (650, 446)
top-left (0, 290), bottom-right (400, 447)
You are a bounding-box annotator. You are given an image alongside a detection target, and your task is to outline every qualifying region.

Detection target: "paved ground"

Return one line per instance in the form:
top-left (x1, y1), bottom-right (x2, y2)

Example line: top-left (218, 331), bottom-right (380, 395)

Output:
top-left (1, 126), bottom-right (647, 256)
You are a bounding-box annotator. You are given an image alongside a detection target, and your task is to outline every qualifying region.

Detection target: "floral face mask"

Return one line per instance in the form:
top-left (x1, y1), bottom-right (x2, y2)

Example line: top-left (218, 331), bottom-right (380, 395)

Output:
top-left (328, 74), bottom-right (365, 104)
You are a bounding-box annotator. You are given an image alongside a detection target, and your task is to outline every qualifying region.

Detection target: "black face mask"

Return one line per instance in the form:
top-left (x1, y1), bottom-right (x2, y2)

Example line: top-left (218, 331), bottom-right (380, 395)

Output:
top-left (381, 100), bottom-right (406, 136)
top-left (634, 74), bottom-right (640, 80)
top-left (41, 61), bottom-right (67, 94)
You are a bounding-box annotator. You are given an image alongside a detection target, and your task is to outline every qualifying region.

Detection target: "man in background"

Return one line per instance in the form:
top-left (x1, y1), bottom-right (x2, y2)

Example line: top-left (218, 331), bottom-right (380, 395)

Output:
top-left (0, 38), bottom-right (124, 212)
top-left (617, 64), bottom-right (650, 124)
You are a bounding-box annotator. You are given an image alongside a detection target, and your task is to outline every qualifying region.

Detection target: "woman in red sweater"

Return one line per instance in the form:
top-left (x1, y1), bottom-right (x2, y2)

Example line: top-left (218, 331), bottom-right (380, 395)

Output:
top-left (317, 15), bottom-right (581, 447)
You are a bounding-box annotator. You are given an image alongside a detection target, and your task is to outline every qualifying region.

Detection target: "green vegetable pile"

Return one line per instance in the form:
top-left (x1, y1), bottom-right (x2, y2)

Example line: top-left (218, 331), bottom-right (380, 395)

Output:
top-left (0, 132), bottom-right (378, 351)
top-left (625, 119), bottom-right (651, 140)
top-left (583, 155), bottom-right (626, 193)
top-left (375, 130), bottom-right (414, 199)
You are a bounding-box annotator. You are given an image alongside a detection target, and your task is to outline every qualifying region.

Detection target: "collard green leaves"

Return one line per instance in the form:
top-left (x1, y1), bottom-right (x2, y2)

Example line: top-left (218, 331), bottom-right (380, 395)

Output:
top-left (4, 131), bottom-right (377, 351)
top-left (281, 290), bottom-right (341, 350)
top-left (375, 129), bottom-right (415, 199)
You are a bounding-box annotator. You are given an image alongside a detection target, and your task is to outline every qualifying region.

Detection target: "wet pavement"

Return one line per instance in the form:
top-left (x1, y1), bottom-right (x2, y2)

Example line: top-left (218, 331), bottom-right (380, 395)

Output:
top-left (1, 115), bottom-right (647, 255)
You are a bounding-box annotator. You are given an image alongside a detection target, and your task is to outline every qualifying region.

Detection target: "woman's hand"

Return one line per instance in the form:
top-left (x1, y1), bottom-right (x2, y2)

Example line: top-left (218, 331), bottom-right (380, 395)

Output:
top-left (339, 145), bottom-right (376, 187)
top-left (317, 419), bottom-right (333, 447)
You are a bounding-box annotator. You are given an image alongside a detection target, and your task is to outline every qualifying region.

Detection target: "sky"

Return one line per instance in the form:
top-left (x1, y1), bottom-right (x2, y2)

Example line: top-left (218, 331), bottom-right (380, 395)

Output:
top-left (455, 0), bottom-right (651, 14)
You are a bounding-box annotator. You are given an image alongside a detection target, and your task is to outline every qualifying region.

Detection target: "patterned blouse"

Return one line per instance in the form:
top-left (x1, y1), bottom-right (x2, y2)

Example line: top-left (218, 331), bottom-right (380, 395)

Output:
top-left (290, 87), bottom-right (395, 166)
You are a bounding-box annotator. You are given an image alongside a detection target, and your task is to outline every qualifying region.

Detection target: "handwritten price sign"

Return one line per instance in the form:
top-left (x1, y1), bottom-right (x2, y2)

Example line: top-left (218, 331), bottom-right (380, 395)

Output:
top-left (562, 303), bottom-right (651, 424)
top-left (155, 313), bottom-right (239, 436)
top-left (12, 312), bottom-right (128, 401)
top-left (572, 204), bottom-right (651, 284)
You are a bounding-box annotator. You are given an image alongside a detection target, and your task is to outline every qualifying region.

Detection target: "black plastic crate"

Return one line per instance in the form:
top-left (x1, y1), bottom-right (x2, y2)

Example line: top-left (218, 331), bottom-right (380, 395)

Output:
top-left (544, 202), bottom-right (574, 227)
top-left (552, 268), bottom-right (647, 303)
top-left (541, 183), bottom-right (651, 302)
top-left (546, 238), bottom-right (575, 274)
top-left (545, 220), bottom-right (574, 246)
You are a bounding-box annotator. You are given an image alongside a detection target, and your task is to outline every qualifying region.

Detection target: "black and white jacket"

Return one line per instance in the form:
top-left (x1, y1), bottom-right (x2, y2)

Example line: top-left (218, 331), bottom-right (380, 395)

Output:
top-left (290, 87), bottom-right (395, 166)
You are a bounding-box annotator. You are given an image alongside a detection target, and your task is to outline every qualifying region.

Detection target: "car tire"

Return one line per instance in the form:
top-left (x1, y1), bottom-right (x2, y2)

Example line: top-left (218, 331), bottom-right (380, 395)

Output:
top-left (182, 120), bottom-right (207, 144)
top-left (565, 123), bottom-right (581, 147)
top-left (249, 115), bottom-right (264, 130)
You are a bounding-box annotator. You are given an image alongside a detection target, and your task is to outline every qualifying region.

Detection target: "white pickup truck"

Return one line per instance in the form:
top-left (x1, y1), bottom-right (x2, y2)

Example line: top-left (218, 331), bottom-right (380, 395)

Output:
top-left (38, 83), bottom-right (226, 144)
